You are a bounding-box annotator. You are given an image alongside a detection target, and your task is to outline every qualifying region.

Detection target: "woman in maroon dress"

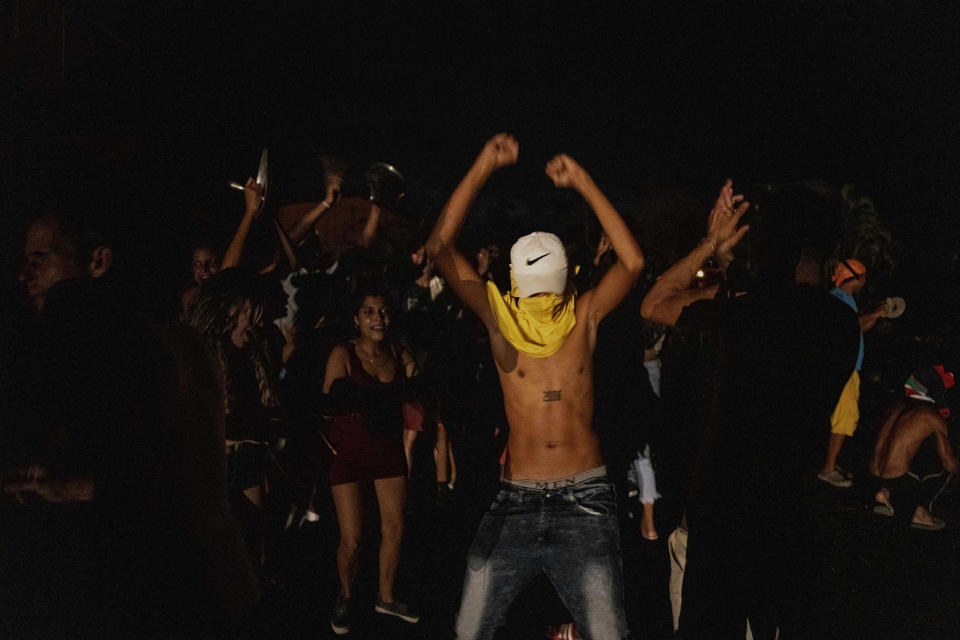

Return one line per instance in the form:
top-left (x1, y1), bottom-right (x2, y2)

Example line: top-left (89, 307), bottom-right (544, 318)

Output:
top-left (322, 285), bottom-right (420, 634)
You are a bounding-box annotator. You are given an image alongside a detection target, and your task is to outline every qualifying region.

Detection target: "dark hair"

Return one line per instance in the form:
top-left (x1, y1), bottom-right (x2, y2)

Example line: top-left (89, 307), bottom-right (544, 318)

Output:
top-left (187, 267), bottom-right (277, 414)
top-left (29, 212), bottom-right (112, 269)
top-left (190, 242), bottom-right (220, 259)
top-left (186, 268), bottom-right (276, 410)
top-left (351, 281), bottom-right (391, 315)
top-left (753, 181), bottom-right (844, 287)
top-left (187, 268), bottom-right (264, 339)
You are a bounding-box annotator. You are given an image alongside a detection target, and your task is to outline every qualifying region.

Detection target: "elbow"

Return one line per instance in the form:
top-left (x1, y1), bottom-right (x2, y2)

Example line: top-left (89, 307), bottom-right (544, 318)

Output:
top-left (424, 236), bottom-right (446, 260)
top-left (639, 283), bottom-right (662, 321)
top-left (622, 253), bottom-right (645, 278)
top-left (358, 232), bottom-right (376, 249)
top-left (640, 297), bottom-right (655, 321)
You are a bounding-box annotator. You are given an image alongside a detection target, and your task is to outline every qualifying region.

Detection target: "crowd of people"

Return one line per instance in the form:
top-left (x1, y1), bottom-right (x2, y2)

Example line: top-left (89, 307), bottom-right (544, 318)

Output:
top-left (1, 133), bottom-right (956, 639)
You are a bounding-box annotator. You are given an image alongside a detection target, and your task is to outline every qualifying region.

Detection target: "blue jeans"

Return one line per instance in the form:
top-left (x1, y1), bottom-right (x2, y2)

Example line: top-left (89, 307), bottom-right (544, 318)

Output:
top-left (455, 474), bottom-right (629, 640)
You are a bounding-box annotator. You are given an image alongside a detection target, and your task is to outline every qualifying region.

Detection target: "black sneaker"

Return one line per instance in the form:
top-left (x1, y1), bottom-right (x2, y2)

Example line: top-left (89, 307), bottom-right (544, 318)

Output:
top-left (374, 599), bottom-right (420, 623)
top-left (330, 594), bottom-right (351, 635)
top-left (436, 482), bottom-right (454, 507)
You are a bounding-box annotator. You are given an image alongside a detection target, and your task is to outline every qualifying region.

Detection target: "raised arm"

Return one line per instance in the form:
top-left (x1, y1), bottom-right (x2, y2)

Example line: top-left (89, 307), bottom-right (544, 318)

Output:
top-left (358, 203), bottom-right (382, 249)
top-left (641, 179), bottom-right (750, 326)
top-left (425, 133), bottom-right (519, 329)
top-left (272, 218), bottom-right (298, 271)
top-left (545, 155), bottom-right (644, 322)
top-left (221, 177), bottom-right (263, 269)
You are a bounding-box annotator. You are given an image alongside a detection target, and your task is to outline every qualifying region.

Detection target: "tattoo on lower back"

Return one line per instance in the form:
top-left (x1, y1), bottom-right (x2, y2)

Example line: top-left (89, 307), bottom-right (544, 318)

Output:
top-left (543, 390), bottom-right (562, 402)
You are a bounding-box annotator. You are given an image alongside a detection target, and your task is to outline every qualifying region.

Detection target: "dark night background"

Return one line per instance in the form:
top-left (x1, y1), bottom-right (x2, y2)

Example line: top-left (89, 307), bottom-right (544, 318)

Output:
top-left (3, 1), bottom-right (959, 317)
top-left (3, 4), bottom-right (960, 638)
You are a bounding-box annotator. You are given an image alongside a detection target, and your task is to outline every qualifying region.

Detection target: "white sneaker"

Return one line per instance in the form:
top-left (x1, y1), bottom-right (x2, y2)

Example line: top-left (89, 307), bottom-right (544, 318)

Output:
top-left (374, 599), bottom-right (420, 623)
top-left (817, 469), bottom-right (853, 488)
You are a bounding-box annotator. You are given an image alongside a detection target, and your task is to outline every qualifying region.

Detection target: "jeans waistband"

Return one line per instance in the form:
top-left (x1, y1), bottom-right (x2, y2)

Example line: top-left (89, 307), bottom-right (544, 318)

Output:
top-left (505, 465), bottom-right (607, 490)
top-left (225, 439), bottom-right (264, 453)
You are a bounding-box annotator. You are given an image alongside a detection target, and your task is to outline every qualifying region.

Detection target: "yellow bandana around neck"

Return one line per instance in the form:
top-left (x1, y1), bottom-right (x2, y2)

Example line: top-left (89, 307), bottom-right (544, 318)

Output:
top-left (486, 275), bottom-right (576, 358)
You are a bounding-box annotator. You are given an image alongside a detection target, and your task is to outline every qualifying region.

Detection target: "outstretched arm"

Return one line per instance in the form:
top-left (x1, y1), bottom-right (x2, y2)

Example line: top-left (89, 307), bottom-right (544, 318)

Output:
top-left (221, 177), bottom-right (263, 269)
top-left (545, 155), bottom-right (644, 323)
top-left (425, 133), bottom-right (519, 330)
top-left (859, 306), bottom-right (886, 333)
top-left (2, 465), bottom-right (95, 503)
top-left (641, 179), bottom-right (750, 326)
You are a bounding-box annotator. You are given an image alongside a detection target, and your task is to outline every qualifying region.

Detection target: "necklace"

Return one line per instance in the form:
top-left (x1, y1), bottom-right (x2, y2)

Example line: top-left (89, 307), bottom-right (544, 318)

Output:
top-left (356, 342), bottom-right (388, 366)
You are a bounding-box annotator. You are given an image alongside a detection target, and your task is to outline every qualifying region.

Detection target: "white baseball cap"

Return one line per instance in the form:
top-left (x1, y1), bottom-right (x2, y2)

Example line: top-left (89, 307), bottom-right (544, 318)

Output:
top-left (509, 232), bottom-right (568, 298)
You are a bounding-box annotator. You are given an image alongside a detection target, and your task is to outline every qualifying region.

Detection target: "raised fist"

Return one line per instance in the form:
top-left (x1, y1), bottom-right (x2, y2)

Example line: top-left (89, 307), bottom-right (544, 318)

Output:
top-left (478, 133), bottom-right (519, 171)
top-left (243, 177), bottom-right (264, 215)
top-left (545, 154), bottom-right (588, 189)
top-left (324, 173), bottom-right (343, 205)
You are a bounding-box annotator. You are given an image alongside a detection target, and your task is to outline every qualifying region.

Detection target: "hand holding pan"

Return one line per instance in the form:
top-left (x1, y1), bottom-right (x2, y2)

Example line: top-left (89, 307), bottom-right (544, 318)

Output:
top-left (229, 148), bottom-right (269, 208)
top-left (883, 297), bottom-right (906, 319)
top-left (364, 162), bottom-right (405, 208)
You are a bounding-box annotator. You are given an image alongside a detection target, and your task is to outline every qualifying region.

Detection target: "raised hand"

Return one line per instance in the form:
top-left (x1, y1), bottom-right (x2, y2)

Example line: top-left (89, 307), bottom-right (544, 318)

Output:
top-left (477, 133), bottom-right (519, 171)
top-left (324, 172), bottom-right (343, 206)
top-left (243, 177), bottom-right (264, 216)
top-left (545, 154), bottom-right (589, 189)
top-left (476, 246), bottom-right (491, 277)
top-left (707, 179), bottom-right (750, 262)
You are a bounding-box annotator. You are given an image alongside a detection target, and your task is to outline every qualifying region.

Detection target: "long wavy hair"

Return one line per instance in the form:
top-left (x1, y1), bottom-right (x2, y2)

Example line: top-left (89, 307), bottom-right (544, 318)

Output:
top-left (186, 269), bottom-right (277, 413)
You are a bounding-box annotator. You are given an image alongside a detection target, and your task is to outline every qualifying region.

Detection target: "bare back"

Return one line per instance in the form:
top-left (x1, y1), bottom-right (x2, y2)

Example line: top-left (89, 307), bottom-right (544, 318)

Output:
top-left (491, 292), bottom-right (605, 480)
top-left (873, 403), bottom-right (942, 478)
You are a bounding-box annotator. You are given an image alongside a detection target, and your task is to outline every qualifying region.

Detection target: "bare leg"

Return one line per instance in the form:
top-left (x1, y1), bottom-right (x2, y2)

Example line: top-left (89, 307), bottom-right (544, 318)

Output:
top-left (641, 502), bottom-right (659, 540)
top-left (241, 483), bottom-right (266, 566)
top-left (435, 421), bottom-right (449, 484)
top-left (331, 482), bottom-right (364, 598)
top-left (373, 475), bottom-right (407, 603)
top-left (912, 505), bottom-right (940, 526)
top-left (822, 433), bottom-right (846, 473)
top-left (242, 483), bottom-right (265, 507)
top-left (403, 429), bottom-right (418, 477)
top-left (448, 438), bottom-right (457, 488)
top-left (875, 487), bottom-right (890, 506)
top-left (635, 444), bottom-right (660, 539)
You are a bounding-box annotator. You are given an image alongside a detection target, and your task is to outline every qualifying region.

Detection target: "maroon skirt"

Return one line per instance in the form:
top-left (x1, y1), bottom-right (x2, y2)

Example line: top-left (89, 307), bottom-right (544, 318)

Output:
top-left (327, 413), bottom-right (407, 485)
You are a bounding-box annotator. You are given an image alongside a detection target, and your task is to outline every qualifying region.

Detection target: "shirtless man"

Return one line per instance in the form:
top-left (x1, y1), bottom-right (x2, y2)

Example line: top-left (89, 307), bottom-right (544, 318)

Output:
top-left (426, 134), bottom-right (644, 640)
top-left (870, 366), bottom-right (959, 530)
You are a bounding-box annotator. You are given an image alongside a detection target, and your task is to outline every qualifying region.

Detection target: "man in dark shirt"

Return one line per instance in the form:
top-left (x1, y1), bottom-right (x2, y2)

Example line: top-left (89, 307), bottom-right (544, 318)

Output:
top-left (642, 181), bottom-right (859, 639)
top-left (3, 213), bottom-right (257, 639)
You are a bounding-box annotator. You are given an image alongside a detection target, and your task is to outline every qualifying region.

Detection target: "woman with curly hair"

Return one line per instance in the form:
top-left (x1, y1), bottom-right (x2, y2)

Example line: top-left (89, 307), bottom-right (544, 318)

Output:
top-left (187, 268), bottom-right (279, 570)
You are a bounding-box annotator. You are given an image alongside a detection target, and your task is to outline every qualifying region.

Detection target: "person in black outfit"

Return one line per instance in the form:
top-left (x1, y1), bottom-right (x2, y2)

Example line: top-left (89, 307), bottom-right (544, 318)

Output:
top-left (642, 181), bottom-right (859, 638)
top-left (3, 213), bottom-right (257, 639)
top-left (186, 267), bottom-right (281, 573)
